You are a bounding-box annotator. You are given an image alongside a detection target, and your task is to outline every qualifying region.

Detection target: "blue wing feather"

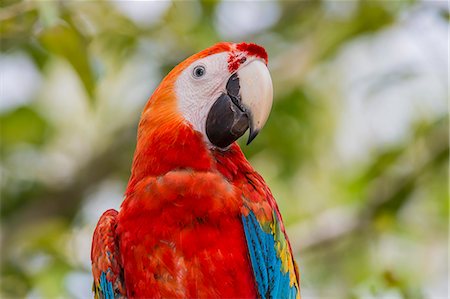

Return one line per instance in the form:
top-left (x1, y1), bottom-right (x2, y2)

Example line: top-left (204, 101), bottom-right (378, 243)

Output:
top-left (242, 211), bottom-right (298, 299)
top-left (99, 272), bottom-right (115, 299)
top-left (242, 212), bottom-right (268, 295)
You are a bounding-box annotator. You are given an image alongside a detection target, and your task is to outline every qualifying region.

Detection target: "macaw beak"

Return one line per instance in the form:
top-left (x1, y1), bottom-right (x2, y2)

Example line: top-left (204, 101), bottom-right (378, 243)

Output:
top-left (206, 60), bottom-right (273, 148)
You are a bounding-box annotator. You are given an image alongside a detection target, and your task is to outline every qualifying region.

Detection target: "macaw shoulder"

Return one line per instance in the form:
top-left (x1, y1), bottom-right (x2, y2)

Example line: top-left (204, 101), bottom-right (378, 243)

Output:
top-left (239, 171), bottom-right (301, 298)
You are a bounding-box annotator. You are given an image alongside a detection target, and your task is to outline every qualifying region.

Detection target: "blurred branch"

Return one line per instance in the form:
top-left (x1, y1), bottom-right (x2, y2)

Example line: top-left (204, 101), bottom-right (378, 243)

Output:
top-left (361, 120), bottom-right (449, 221)
top-left (2, 126), bottom-right (136, 240)
top-left (291, 119), bottom-right (449, 254)
top-left (289, 205), bottom-right (361, 252)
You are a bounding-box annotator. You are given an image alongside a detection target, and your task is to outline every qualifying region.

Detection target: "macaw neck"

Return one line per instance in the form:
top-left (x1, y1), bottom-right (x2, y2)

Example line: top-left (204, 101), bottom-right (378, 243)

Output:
top-left (212, 143), bottom-right (254, 182)
top-left (125, 120), bottom-right (213, 195)
top-left (125, 109), bottom-right (253, 196)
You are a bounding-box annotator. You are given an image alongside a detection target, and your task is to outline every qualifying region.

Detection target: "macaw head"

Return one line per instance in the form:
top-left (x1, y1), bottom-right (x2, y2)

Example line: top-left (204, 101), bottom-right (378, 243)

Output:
top-left (143, 42), bottom-right (273, 149)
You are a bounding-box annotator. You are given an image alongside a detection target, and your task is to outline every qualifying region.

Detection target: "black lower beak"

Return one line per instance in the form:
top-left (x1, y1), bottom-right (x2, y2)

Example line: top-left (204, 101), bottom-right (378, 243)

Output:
top-left (206, 92), bottom-right (249, 148)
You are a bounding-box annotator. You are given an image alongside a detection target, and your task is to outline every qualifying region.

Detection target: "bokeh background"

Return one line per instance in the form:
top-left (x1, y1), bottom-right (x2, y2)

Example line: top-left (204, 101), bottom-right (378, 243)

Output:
top-left (1, 0), bottom-right (448, 298)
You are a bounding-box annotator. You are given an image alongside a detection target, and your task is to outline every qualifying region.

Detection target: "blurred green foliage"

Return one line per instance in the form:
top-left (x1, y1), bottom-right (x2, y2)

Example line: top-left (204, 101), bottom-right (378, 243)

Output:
top-left (1, 107), bottom-right (50, 147)
top-left (1, 0), bottom-right (448, 298)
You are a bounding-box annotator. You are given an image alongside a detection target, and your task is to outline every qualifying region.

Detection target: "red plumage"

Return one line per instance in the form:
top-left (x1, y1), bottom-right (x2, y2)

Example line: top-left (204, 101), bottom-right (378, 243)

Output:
top-left (91, 42), bottom-right (300, 299)
top-left (118, 123), bottom-right (260, 297)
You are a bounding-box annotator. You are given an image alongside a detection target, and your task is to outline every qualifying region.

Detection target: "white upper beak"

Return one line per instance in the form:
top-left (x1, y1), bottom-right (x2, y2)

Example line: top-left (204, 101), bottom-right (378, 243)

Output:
top-left (236, 59), bottom-right (273, 144)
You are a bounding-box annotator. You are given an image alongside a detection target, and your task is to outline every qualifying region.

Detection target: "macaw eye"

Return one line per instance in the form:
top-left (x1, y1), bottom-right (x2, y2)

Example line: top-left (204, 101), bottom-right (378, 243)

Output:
top-left (193, 65), bottom-right (206, 78)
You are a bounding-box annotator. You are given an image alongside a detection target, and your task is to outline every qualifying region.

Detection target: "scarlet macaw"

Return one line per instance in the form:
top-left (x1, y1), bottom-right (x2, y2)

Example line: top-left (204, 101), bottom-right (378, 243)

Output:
top-left (91, 42), bottom-right (300, 298)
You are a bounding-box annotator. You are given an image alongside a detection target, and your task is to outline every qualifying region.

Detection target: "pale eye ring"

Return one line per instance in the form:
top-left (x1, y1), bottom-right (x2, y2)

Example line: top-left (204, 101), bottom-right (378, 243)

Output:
top-left (192, 65), bottom-right (206, 78)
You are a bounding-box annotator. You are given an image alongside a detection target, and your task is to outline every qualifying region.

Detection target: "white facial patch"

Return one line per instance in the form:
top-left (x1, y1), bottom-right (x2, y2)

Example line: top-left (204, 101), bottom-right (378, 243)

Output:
top-left (175, 52), bottom-right (231, 143)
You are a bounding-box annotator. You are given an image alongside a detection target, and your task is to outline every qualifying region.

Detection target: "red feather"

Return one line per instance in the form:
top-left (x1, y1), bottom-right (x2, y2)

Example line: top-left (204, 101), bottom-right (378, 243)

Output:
top-left (117, 125), bottom-right (258, 297)
top-left (91, 209), bottom-right (126, 298)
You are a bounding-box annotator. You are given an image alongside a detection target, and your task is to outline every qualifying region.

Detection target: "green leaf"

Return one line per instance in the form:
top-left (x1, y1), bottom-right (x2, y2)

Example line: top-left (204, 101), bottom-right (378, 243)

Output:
top-left (0, 106), bottom-right (50, 148)
top-left (38, 22), bottom-right (95, 102)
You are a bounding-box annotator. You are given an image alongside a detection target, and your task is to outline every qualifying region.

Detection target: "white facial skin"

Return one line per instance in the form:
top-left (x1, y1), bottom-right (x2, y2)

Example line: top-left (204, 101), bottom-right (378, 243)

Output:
top-left (175, 52), bottom-right (231, 145)
top-left (175, 51), bottom-right (273, 148)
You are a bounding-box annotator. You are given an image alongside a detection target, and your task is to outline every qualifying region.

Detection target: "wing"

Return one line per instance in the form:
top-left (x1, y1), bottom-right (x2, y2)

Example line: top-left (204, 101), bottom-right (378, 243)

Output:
top-left (241, 176), bottom-right (300, 299)
top-left (91, 209), bottom-right (126, 299)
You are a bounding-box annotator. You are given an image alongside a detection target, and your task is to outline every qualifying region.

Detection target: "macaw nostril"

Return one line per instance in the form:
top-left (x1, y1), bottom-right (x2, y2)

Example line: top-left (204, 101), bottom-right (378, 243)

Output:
top-left (226, 73), bottom-right (245, 112)
top-left (226, 73), bottom-right (240, 98)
